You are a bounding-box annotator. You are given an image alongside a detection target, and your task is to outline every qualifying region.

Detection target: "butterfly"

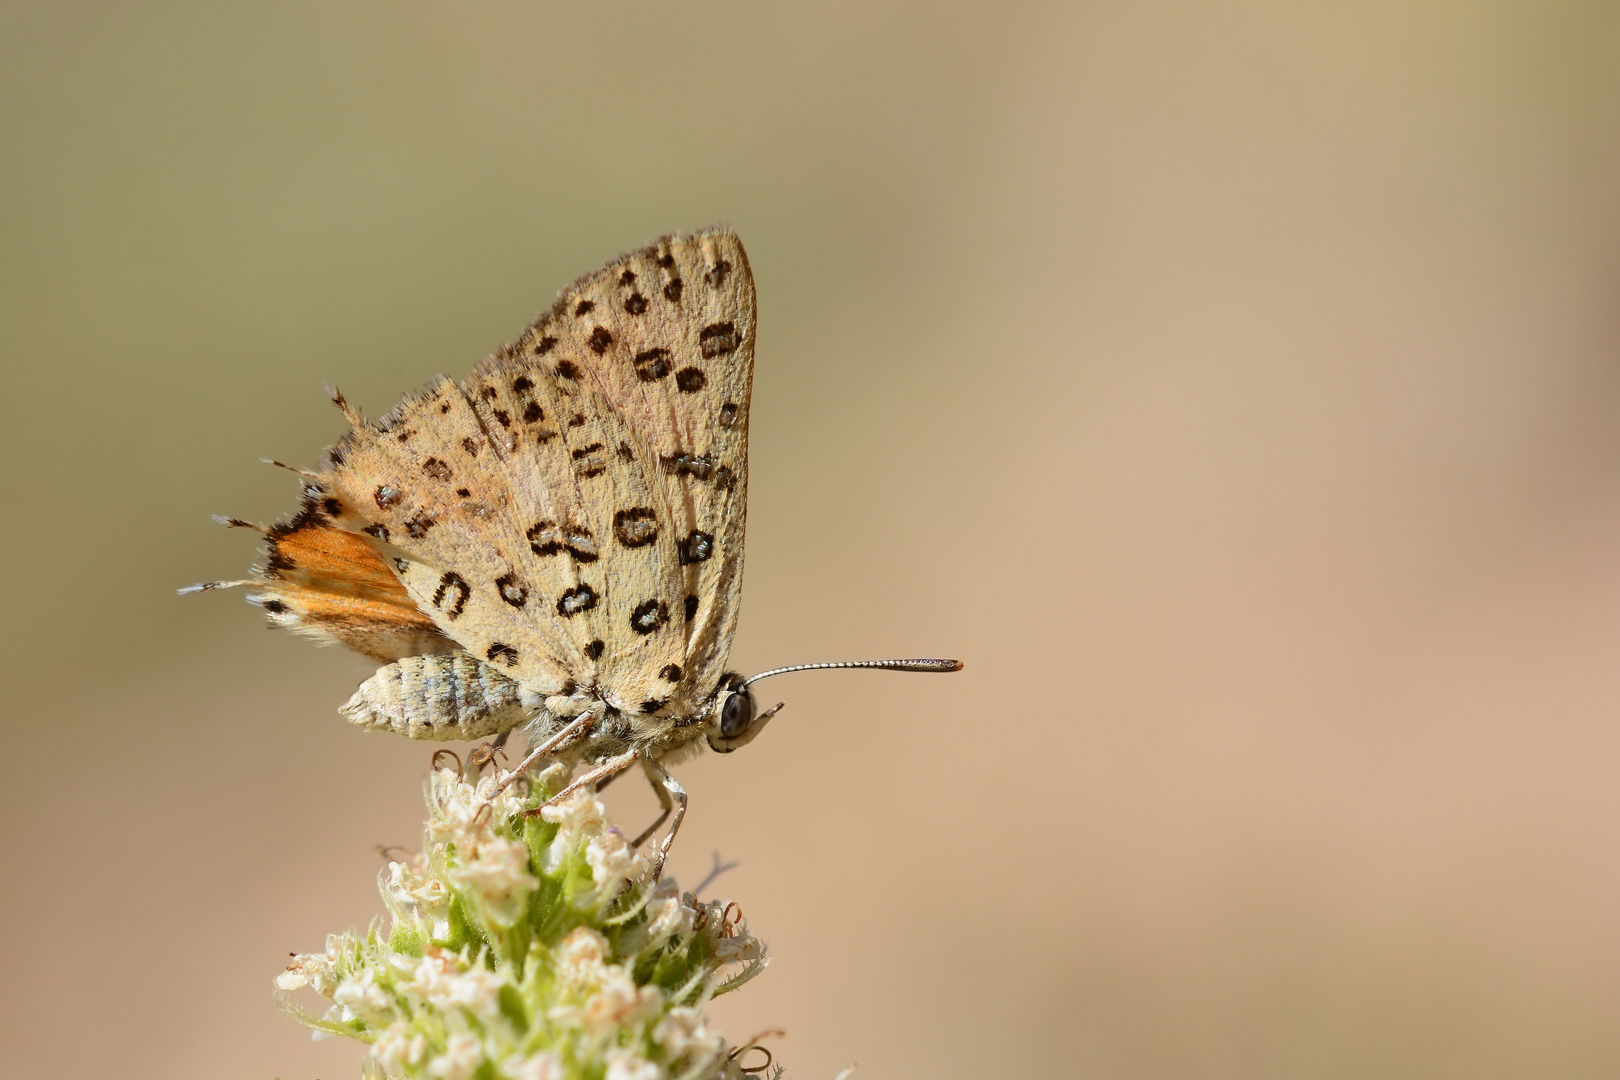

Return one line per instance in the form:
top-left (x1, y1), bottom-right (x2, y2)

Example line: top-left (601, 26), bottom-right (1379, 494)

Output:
top-left (188, 226), bottom-right (960, 873)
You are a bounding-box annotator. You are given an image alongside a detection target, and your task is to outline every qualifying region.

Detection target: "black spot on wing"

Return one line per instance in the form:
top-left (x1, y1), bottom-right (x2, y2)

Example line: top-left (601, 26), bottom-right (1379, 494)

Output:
top-left (571, 443), bottom-right (607, 479)
top-left (630, 599), bottom-right (669, 635)
top-left (557, 584), bottom-right (598, 617)
top-left (634, 348), bottom-right (673, 382)
top-left (433, 572), bottom-right (469, 619)
top-left (496, 573), bottom-right (528, 608)
top-left (677, 530), bottom-right (714, 565)
top-left (563, 524), bottom-right (598, 562)
top-left (528, 521), bottom-right (563, 557)
top-left (699, 322), bottom-right (740, 358)
top-left (529, 520), bottom-right (598, 562)
top-left (660, 452), bottom-right (713, 480)
top-left (613, 507), bottom-right (658, 548)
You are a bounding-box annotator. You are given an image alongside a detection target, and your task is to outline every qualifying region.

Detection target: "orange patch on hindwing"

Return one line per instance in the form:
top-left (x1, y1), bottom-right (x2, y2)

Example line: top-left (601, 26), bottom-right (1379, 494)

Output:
top-left (256, 500), bottom-right (454, 664)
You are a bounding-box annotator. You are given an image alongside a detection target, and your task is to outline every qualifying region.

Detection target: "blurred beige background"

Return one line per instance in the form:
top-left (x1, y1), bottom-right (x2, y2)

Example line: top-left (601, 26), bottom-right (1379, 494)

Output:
top-left (4, 2), bottom-right (1619, 1077)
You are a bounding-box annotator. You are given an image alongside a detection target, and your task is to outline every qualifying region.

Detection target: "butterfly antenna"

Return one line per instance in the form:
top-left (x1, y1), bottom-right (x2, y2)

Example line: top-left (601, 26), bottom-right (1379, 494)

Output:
top-left (740, 658), bottom-right (963, 690)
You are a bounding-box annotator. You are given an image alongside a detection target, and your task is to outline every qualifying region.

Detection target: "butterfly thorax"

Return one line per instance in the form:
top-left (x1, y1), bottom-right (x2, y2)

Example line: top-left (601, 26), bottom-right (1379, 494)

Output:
top-left (526, 690), bottom-right (717, 764)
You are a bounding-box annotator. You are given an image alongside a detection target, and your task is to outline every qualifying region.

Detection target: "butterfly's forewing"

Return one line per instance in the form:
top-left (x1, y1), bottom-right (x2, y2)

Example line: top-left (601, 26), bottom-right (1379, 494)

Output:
top-left (320, 227), bottom-right (755, 719)
top-left (489, 227), bottom-right (756, 711)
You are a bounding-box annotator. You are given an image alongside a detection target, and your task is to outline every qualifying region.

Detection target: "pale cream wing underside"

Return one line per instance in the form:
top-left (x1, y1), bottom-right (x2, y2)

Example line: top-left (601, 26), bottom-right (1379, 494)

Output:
top-left (321, 374), bottom-right (668, 707)
top-left (482, 227), bottom-right (756, 709)
top-left (320, 226), bottom-right (755, 718)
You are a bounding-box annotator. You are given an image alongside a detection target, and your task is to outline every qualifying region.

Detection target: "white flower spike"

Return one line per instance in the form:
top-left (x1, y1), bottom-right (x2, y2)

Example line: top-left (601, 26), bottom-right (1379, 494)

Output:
top-left (276, 765), bottom-right (768, 1080)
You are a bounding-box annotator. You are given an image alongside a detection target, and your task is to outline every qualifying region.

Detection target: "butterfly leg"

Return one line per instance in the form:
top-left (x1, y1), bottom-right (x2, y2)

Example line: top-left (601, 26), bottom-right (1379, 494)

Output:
top-left (631, 759), bottom-right (673, 848)
top-left (493, 705), bottom-right (602, 795)
top-left (521, 747), bottom-right (640, 818)
top-left (634, 753), bottom-right (687, 882)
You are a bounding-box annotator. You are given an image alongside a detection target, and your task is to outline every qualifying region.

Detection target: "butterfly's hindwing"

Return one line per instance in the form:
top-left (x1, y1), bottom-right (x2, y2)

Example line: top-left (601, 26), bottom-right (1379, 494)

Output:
top-left (248, 498), bottom-right (457, 664)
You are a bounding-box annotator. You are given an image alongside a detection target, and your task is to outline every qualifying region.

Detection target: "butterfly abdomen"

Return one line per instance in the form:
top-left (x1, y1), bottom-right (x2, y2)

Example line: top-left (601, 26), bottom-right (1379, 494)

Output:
top-left (342, 653), bottom-right (544, 741)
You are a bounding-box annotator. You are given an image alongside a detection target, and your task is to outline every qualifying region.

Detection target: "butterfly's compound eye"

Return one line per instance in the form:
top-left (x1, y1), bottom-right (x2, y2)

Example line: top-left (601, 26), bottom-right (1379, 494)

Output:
top-left (719, 689), bottom-right (755, 739)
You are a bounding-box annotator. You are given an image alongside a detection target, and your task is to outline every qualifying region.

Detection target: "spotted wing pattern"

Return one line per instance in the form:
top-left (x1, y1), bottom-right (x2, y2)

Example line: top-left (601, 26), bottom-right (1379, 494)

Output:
top-left (319, 227), bottom-right (755, 720)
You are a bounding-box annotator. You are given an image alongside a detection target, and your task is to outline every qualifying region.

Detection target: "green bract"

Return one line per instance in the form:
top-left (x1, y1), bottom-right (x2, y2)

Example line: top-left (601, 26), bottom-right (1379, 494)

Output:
top-left (276, 764), bottom-right (769, 1080)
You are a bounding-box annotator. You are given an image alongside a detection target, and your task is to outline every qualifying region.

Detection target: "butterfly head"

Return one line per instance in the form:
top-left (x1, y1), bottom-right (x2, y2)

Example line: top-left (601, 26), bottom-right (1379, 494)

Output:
top-left (702, 658), bottom-right (964, 754)
top-left (704, 672), bottom-right (784, 754)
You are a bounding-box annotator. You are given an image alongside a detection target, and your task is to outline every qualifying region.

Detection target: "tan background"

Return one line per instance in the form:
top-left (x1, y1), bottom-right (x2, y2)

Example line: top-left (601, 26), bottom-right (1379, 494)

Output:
top-left (4, 2), bottom-right (1620, 1078)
